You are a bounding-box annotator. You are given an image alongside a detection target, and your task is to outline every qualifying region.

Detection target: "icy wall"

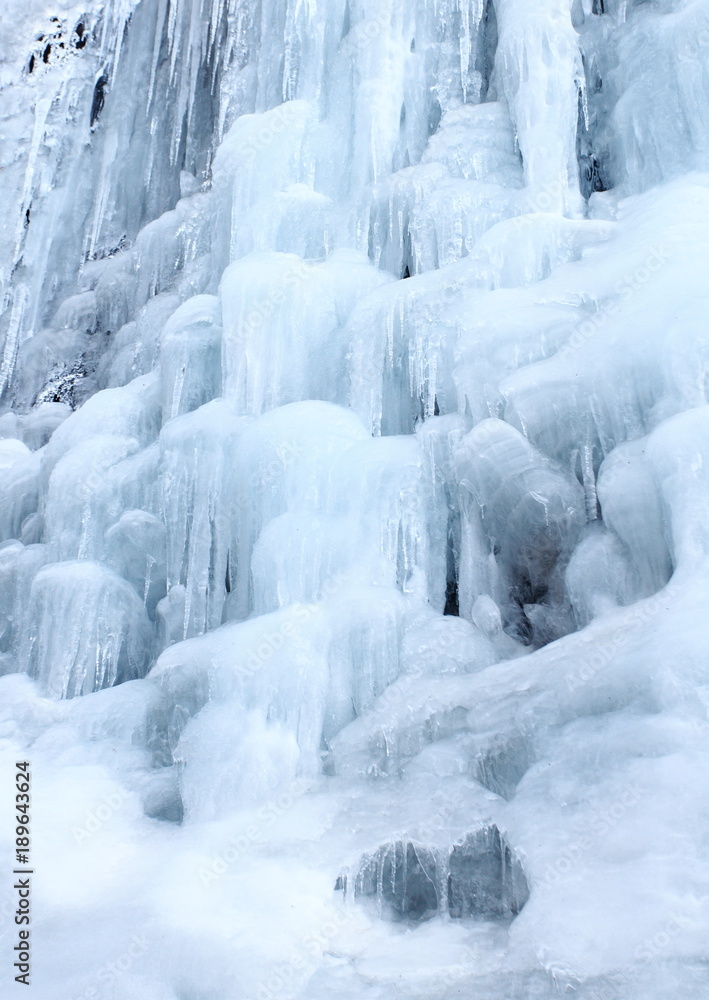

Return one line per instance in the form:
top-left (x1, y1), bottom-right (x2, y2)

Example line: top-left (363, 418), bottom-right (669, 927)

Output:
top-left (1, 0), bottom-right (709, 997)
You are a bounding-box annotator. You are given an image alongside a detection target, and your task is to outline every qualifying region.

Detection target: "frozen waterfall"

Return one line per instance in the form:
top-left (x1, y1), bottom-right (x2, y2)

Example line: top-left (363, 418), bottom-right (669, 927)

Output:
top-left (1, 0), bottom-right (709, 997)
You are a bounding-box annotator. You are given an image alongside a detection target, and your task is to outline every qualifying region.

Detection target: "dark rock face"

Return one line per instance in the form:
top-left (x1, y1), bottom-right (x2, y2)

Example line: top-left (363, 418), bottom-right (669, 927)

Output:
top-left (355, 841), bottom-right (440, 921)
top-left (448, 827), bottom-right (529, 920)
top-left (346, 825), bottom-right (529, 923)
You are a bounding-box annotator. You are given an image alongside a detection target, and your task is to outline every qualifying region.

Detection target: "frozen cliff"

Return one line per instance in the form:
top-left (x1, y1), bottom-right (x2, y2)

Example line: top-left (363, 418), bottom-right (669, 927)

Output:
top-left (1, 1), bottom-right (709, 998)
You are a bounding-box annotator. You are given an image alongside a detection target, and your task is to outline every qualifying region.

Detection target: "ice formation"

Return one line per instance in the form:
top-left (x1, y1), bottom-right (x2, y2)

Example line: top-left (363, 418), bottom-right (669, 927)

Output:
top-left (1, 0), bottom-right (709, 997)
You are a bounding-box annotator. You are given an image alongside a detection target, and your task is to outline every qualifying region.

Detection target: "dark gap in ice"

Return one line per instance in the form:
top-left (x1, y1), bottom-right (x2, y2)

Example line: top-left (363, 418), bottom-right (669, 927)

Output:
top-left (593, 0), bottom-right (605, 13)
top-left (427, 98), bottom-right (442, 137)
top-left (444, 523), bottom-right (460, 616)
top-left (176, 21), bottom-right (229, 182)
top-left (34, 357), bottom-right (96, 410)
top-left (90, 74), bottom-right (108, 129)
top-left (84, 234), bottom-right (127, 262)
top-left (477, 0), bottom-right (499, 102)
top-left (577, 60), bottom-right (612, 199)
top-left (516, 568), bottom-right (550, 608)
top-left (583, 154), bottom-right (610, 197)
top-left (340, 0), bottom-right (351, 41)
top-left (401, 226), bottom-right (414, 279)
top-left (74, 21), bottom-right (88, 49)
top-left (144, 780), bottom-right (184, 825)
top-left (474, 735), bottom-right (535, 800)
top-left (26, 14), bottom-right (90, 80)
top-left (444, 579), bottom-right (459, 617)
top-left (504, 599), bottom-right (534, 645)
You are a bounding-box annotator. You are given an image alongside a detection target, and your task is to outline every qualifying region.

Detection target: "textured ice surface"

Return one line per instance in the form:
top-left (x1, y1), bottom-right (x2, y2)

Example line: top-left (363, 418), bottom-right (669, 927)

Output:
top-left (1, 0), bottom-right (709, 998)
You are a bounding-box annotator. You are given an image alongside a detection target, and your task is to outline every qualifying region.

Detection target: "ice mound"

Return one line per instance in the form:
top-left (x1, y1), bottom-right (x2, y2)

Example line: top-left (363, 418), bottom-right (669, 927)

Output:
top-left (22, 560), bottom-right (152, 698)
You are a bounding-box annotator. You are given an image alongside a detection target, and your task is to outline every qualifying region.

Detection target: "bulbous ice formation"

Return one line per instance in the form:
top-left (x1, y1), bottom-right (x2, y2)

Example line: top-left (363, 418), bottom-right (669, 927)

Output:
top-left (23, 560), bottom-right (152, 698)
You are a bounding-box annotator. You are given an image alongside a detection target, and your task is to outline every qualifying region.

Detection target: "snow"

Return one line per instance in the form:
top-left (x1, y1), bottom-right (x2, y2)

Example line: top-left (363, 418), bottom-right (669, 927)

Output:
top-left (1, 0), bottom-right (709, 997)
